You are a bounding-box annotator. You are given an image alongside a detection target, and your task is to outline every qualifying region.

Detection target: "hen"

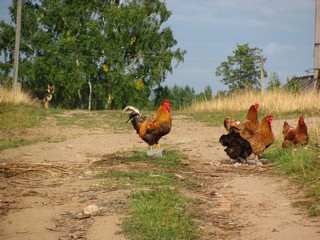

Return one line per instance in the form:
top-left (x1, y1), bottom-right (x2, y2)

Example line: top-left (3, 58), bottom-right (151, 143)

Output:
top-left (219, 126), bottom-right (252, 163)
top-left (239, 102), bottom-right (260, 130)
top-left (282, 115), bottom-right (309, 148)
top-left (242, 114), bottom-right (275, 157)
top-left (223, 116), bottom-right (240, 131)
top-left (223, 102), bottom-right (259, 137)
top-left (122, 100), bottom-right (172, 149)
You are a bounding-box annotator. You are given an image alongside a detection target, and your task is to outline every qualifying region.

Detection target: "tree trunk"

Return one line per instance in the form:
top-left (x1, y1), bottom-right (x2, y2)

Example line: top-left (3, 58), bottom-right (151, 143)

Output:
top-left (88, 77), bottom-right (92, 110)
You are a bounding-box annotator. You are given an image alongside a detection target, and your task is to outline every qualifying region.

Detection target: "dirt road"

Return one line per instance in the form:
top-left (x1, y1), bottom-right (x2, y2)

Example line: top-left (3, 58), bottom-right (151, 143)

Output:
top-left (0, 113), bottom-right (319, 239)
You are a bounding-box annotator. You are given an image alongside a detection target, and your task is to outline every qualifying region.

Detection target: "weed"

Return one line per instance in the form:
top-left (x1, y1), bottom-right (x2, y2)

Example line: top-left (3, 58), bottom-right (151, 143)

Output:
top-left (123, 188), bottom-right (199, 240)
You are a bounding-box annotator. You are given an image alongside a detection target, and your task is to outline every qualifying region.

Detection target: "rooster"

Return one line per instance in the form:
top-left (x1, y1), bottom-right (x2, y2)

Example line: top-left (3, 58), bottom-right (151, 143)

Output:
top-left (122, 100), bottom-right (172, 149)
top-left (282, 115), bottom-right (309, 148)
top-left (219, 126), bottom-right (252, 163)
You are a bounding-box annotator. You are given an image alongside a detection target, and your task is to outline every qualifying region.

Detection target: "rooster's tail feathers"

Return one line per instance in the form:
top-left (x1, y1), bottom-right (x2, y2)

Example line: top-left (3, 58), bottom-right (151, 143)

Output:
top-left (122, 106), bottom-right (141, 115)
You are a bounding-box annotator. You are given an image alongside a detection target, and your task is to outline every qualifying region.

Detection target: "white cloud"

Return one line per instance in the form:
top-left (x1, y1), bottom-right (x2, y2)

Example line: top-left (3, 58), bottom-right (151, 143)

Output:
top-left (264, 43), bottom-right (295, 56)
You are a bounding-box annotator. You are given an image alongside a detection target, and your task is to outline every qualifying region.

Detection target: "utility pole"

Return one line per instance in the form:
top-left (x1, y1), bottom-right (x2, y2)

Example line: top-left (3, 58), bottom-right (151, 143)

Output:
top-left (260, 55), bottom-right (265, 93)
top-left (12, 0), bottom-right (22, 92)
top-left (315, 0), bottom-right (320, 93)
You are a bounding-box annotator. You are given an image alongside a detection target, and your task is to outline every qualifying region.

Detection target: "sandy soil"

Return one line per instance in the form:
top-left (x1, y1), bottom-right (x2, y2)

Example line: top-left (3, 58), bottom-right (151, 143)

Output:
top-left (0, 113), bottom-right (320, 239)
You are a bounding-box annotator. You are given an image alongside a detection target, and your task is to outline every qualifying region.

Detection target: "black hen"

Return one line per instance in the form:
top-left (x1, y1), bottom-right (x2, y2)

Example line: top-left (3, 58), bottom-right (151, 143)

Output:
top-left (219, 127), bottom-right (252, 163)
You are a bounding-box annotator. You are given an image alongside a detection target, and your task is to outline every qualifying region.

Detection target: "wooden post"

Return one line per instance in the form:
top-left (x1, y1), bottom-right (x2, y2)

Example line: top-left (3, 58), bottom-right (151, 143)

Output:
top-left (260, 55), bottom-right (265, 93)
top-left (12, 0), bottom-right (22, 93)
top-left (315, 0), bottom-right (320, 93)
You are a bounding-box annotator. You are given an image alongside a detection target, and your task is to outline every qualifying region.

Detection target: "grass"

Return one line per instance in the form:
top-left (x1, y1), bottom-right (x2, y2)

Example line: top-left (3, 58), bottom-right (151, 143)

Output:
top-left (0, 85), bottom-right (34, 106)
top-left (95, 171), bottom-right (178, 189)
top-left (181, 90), bottom-right (320, 127)
top-left (264, 144), bottom-right (320, 216)
top-left (128, 150), bottom-right (189, 170)
top-left (122, 188), bottom-right (199, 240)
top-left (92, 150), bottom-right (200, 239)
top-left (0, 103), bottom-right (52, 151)
top-left (0, 138), bottom-right (29, 152)
top-left (94, 150), bottom-right (191, 189)
top-left (189, 90), bottom-right (320, 116)
top-left (0, 104), bottom-right (49, 130)
top-left (54, 110), bottom-right (128, 132)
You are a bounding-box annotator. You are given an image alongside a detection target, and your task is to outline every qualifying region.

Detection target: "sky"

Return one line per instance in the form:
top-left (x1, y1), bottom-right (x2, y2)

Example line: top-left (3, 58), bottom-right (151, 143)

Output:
top-left (0, 0), bottom-right (316, 94)
top-left (163, 0), bottom-right (315, 93)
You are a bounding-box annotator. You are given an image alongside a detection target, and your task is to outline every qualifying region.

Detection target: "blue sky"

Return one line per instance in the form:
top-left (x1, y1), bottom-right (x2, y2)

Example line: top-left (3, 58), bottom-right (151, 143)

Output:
top-left (0, 0), bottom-right (315, 94)
top-left (164, 0), bottom-right (315, 93)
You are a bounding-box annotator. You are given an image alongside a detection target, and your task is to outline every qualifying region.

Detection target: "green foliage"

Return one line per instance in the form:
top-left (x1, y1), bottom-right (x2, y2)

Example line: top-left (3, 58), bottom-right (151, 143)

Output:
top-left (216, 43), bottom-right (266, 92)
top-left (283, 76), bottom-right (302, 93)
top-left (169, 84), bottom-right (196, 110)
top-left (266, 71), bottom-right (282, 91)
top-left (196, 85), bottom-right (212, 101)
top-left (123, 188), bottom-right (199, 240)
top-left (0, 0), bottom-right (185, 110)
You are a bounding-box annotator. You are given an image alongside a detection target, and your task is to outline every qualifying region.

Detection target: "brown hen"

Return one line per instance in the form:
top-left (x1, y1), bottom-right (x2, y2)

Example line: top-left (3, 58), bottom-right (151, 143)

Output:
top-left (223, 102), bottom-right (260, 139)
top-left (241, 114), bottom-right (275, 157)
top-left (282, 115), bottom-right (309, 148)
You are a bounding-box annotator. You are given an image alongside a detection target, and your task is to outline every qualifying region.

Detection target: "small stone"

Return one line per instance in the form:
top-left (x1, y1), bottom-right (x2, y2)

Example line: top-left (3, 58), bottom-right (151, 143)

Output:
top-left (174, 173), bottom-right (185, 180)
top-left (83, 204), bottom-right (100, 215)
top-left (146, 148), bottom-right (166, 157)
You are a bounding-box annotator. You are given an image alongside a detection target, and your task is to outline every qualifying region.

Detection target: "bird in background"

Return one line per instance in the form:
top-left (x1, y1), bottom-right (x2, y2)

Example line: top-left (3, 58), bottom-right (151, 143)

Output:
top-left (282, 115), bottom-right (309, 148)
top-left (122, 100), bottom-right (172, 149)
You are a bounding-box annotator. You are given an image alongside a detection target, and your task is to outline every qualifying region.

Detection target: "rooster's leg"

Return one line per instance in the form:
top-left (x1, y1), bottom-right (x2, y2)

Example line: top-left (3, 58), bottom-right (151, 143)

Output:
top-left (156, 143), bottom-right (160, 149)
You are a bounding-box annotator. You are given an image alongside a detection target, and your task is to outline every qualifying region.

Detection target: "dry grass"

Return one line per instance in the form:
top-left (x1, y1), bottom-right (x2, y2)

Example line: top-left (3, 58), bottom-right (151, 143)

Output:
top-left (0, 85), bottom-right (33, 106)
top-left (190, 90), bottom-right (320, 115)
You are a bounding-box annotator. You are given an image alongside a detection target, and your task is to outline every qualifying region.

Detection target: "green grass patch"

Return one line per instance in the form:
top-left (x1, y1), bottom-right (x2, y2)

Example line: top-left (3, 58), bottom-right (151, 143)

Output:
top-left (0, 104), bottom-right (64, 151)
top-left (95, 171), bottom-right (179, 189)
top-left (265, 144), bottom-right (320, 215)
top-left (0, 104), bottom-right (49, 130)
top-left (53, 110), bottom-right (131, 132)
top-left (122, 188), bottom-right (199, 240)
top-left (128, 150), bottom-right (189, 170)
top-left (0, 138), bottom-right (29, 151)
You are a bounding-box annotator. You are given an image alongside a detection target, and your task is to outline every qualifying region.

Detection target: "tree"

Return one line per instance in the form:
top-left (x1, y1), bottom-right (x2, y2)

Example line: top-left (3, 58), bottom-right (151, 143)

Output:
top-left (284, 76), bottom-right (301, 92)
top-left (266, 71), bottom-right (281, 91)
top-left (196, 85), bottom-right (212, 101)
top-left (153, 85), bottom-right (171, 108)
top-left (169, 84), bottom-right (195, 110)
top-left (215, 43), bottom-right (266, 92)
top-left (0, 0), bottom-right (186, 109)
top-left (203, 85), bottom-right (212, 100)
